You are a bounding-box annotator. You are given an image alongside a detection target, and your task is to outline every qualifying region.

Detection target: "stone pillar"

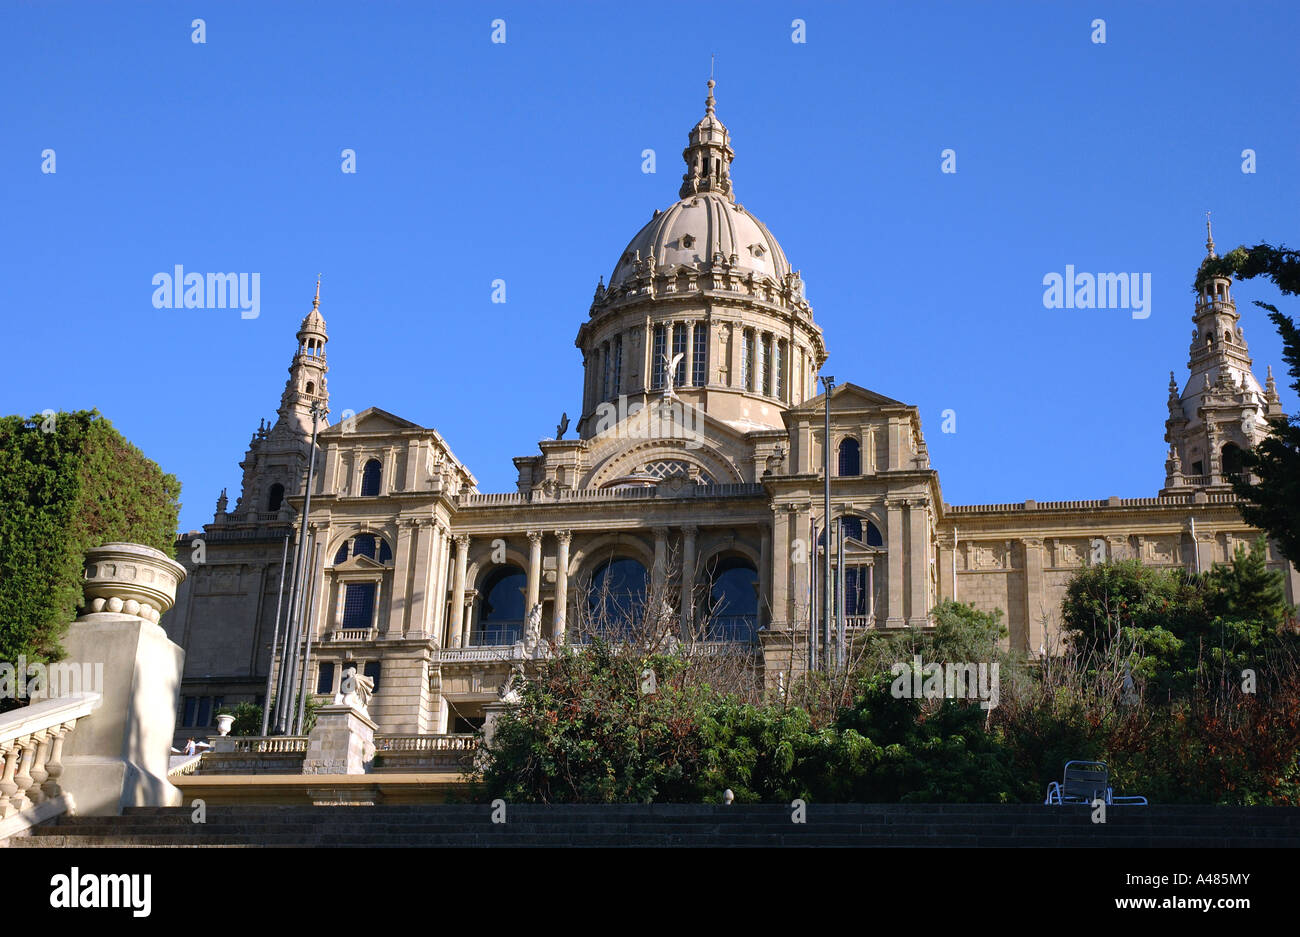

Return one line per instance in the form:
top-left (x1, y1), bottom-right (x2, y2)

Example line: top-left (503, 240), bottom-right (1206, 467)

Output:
top-left (771, 507), bottom-right (791, 630)
top-left (429, 524), bottom-right (451, 644)
top-left (885, 502), bottom-right (906, 627)
top-left (554, 530), bottom-right (571, 643)
top-left (759, 521), bottom-right (772, 629)
top-left (907, 501), bottom-right (929, 626)
top-left (525, 530), bottom-right (543, 614)
top-left (302, 703), bottom-right (376, 777)
top-left (727, 321), bottom-right (741, 389)
top-left (404, 520), bottom-right (434, 636)
top-left (652, 526), bottom-right (668, 593)
top-left (679, 525), bottom-right (697, 634)
top-left (58, 543), bottom-right (187, 816)
top-left (448, 535), bottom-right (470, 647)
top-left (392, 519), bottom-right (415, 632)
top-left (1021, 537), bottom-right (1045, 655)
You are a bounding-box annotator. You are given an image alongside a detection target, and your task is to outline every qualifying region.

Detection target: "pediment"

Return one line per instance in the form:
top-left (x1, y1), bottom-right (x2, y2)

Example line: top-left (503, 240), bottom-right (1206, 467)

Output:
top-left (319, 406), bottom-right (423, 437)
top-left (333, 554), bottom-right (387, 571)
top-left (791, 382), bottom-right (907, 412)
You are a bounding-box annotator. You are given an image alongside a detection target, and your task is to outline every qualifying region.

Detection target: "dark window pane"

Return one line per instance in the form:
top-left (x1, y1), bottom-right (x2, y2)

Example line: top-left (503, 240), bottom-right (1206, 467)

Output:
top-left (838, 438), bottom-right (861, 476)
top-left (182, 696), bottom-right (197, 727)
top-left (352, 535), bottom-right (376, 560)
top-left (361, 459), bottom-right (382, 496)
top-left (197, 696), bottom-right (212, 727)
top-left (379, 539), bottom-right (392, 564)
top-left (342, 583), bottom-right (376, 630)
top-left (334, 542), bottom-right (349, 564)
top-left (364, 662), bottom-right (381, 694)
top-left (316, 662), bottom-right (336, 694)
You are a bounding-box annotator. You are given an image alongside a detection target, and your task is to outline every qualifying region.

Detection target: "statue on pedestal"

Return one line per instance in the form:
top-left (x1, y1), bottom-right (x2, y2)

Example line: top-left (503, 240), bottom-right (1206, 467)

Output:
top-left (336, 665), bottom-right (375, 717)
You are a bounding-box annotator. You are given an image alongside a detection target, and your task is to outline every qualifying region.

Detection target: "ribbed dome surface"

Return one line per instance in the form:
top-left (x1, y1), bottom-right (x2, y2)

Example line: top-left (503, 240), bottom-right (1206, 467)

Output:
top-left (608, 192), bottom-right (791, 290)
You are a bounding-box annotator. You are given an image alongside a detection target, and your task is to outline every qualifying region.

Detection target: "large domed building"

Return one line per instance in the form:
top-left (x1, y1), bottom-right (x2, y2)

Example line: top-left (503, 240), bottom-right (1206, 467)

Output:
top-left (163, 84), bottom-right (1298, 743)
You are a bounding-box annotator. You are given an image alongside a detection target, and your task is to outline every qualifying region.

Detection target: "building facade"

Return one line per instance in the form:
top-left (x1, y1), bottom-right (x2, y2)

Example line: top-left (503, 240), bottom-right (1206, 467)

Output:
top-left (163, 82), bottom-right (1299, 741)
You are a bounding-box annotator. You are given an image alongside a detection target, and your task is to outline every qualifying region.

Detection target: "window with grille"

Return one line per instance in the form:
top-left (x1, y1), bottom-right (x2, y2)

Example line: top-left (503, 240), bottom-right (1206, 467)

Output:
top-left (672, 323), bottom-right (687, 387)
top-left (742, 329), bottom-right (754, 391)
top-left (761, 334), bottom-right (772, 396)
top-left (692, 323), bottom-right (706, 385)
top-left (838, 438), bottom-right (861, 476)
top-left (316, 661), bottom-right (336, 694)
top-left (775, 341), bottom-right (786, 399)
top-left (652, 324), bottom-right (667, 389)
top-left (342, 583), bottom-right (376, 630)
top-left (360, 459), bottom-right (382, 496)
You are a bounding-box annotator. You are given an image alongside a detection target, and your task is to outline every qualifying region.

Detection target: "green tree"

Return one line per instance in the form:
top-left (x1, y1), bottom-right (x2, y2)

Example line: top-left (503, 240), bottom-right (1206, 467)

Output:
top-left (1197, 244), bottom-right (1300, 565)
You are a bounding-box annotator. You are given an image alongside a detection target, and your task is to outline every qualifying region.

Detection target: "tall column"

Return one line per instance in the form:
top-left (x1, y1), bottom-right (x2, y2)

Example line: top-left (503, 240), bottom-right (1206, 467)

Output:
top-left (728, 322), bottom-right (741, 389)
top-left (771, 507), bottom-right (790, 630)
top-left (679, 525), bottom-right (697, 634)
top-left (759, 522), bottom-right (772, 629)
top-left (554, 530), bottom-right (571, 643)
top-left (429, 524), bottom-right (451, 644)
top-left (907, 501), bottom-right (929, 626)
top-left (449, 535), bottom-right (470, 648)
top-left (652, 526), bottom-right (668, 593)
top-left (1021, 537), bottom-right (1045, 655)
top-left (405, 520), bottom-right (434, 636)
top-left (526, 530), bottom-right (543, 615)
top-left (393, 519), bottom-right (415, 632)
top-left (886, 501), bottom-right (905, 627)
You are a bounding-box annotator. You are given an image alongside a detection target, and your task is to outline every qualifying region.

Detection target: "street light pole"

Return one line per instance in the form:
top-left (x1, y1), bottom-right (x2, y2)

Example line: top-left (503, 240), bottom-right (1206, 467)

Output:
top-left (821, 374), bottom-right (835, 672)
top-left (275, 400), bottom-right (325, 735)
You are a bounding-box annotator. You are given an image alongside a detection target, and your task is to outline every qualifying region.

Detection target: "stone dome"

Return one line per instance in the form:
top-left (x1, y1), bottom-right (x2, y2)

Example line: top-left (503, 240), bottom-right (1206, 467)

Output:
top-left (607, 192), bottom-right (792, 291)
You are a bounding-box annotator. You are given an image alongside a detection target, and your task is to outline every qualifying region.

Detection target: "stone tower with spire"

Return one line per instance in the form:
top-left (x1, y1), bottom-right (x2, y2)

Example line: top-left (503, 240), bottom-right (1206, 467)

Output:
top-left (1162, 219), bottom-right (1283, 494)
top-left (223, 281), bottom-right (331, 524)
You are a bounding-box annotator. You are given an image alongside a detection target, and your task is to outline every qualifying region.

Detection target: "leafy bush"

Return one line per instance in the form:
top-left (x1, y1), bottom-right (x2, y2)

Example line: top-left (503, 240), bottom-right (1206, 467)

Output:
top-left (0, 410), bottom-right (180, 673)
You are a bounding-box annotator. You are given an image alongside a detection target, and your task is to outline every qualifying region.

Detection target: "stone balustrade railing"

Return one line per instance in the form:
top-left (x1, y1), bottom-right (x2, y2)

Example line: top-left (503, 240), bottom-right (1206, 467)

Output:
top-left (0, 692), bottom-right (101, 838)
top-left (374, 734), bottom-right (479, 753)
top-left (225, 736), bottom-right (309, 754)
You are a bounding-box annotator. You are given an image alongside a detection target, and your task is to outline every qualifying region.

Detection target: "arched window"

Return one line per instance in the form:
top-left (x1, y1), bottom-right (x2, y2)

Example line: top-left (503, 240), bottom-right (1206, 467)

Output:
top-left (473, 565), bottom-right (527, 646)
top-left (267, 483), bottom-right (284, 512)
top-left (1221, 443), bottom-right (1244, 477)
top-left (838, 438), bottom-right (861, 476)
top-left (352, 534), bottom-right (376, 559)
top-left (866, 521), bottom-right (884, 547)
top-left (841, 517), bottom-right (863, 542)
top-left (587, 557), bottom-right (648, 636)
top-left (360, 459), bottom-right (382, 496)
top-left (332, 533), bottom-right (393, 566)
top-left (705, 557), bottom-right (759, 641)
top-left (305, 381), bottom-right (315, 396)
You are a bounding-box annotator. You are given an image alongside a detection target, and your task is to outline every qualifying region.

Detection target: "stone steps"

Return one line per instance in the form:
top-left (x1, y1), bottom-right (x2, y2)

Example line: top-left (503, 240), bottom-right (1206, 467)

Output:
top-left (13, 804), bottom-right (1299, 848)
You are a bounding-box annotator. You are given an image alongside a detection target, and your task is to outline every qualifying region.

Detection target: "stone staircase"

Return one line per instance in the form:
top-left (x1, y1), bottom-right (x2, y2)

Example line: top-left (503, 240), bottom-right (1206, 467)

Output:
top-left (10, 804), bottom-right (1300, 847)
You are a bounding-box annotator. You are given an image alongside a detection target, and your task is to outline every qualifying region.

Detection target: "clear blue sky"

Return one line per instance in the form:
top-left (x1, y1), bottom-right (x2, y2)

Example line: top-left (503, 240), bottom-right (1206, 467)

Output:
top-left (2, 1), bottom-right (1297, 535)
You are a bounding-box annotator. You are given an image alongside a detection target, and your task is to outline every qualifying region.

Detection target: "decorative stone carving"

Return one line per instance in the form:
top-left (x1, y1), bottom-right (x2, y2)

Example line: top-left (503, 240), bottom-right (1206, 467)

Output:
top-left (81, 542), bottom-right (187, 624)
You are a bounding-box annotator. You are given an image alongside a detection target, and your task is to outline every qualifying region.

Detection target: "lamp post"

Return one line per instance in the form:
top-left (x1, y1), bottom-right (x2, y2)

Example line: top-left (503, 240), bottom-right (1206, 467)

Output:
top-left (821, 374), bottom-right (835, 672)
top-left (275, 400), bottom-right (326, 735)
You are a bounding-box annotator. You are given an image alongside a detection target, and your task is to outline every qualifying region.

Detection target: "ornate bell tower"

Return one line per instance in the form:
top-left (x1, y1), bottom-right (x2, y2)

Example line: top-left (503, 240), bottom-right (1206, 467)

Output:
top-left (1162, 219), bottom-right (1281, 493)
top-left (225, 281), bottom-right (331, 522)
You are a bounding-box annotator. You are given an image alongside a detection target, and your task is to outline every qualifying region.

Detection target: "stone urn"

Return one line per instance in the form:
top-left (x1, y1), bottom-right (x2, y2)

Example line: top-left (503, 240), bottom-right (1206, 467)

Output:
top-left (215, 713), bottom-right (235, 737)
top-left (80, 542), bottom-right (187, 623)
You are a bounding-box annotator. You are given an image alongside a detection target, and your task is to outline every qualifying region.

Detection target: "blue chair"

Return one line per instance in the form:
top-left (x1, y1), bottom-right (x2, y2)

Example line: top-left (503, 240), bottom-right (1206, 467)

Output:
top-left (1045, 760), bottom-right (1148, 805)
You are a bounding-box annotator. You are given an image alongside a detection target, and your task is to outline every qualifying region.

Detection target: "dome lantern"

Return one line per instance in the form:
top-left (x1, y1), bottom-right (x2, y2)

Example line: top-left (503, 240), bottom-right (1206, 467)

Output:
top-left (679, 79), bottom-right (735, 200)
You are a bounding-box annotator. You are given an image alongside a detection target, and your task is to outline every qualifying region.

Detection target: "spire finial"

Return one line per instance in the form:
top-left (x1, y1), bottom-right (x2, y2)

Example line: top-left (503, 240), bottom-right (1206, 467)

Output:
top-left (313, 273), bottom-right (322, 309)
top-left (1205, 211), bottom-right (1216, 259)
top-left (705, 77), bottom-right (716, 116)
